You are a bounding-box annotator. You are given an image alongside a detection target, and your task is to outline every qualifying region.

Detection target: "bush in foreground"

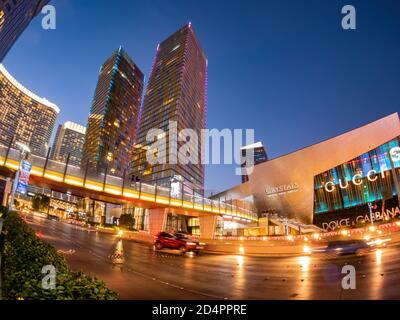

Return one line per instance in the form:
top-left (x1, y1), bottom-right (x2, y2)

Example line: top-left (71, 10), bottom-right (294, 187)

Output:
top-left (0, 211), bottom-right (117, 300)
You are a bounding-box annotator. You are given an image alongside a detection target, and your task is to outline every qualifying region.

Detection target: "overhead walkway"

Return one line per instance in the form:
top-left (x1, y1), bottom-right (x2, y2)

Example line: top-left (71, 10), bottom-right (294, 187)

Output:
top-left (0, 143), bottom-right (258, 222)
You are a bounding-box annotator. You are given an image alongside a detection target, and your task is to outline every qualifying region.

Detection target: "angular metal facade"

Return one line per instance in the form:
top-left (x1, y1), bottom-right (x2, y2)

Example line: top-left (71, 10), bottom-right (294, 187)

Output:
top-left (213, 113), bottom-right (400, 225)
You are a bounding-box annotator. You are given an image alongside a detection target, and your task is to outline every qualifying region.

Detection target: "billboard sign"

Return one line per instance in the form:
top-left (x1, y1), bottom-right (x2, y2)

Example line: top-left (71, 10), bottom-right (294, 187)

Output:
top-left (16, 160), bottom-right (32, 195)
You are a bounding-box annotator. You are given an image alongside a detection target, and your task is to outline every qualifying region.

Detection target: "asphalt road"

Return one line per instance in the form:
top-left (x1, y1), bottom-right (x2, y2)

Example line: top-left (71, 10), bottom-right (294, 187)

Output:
top-left (26, 215), bottom-right (400, 300)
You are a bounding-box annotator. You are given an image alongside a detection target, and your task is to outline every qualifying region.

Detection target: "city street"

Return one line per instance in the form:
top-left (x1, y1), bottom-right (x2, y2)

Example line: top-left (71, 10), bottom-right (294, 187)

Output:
top-left (26, 214), bottom-right (400, 300)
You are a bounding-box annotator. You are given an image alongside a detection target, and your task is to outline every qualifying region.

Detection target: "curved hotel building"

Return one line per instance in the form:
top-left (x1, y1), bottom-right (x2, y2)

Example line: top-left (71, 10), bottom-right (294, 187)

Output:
top-left (0, 64), bottom-right (59, 156)
top-left (214, 113), bottom-right (400, 231)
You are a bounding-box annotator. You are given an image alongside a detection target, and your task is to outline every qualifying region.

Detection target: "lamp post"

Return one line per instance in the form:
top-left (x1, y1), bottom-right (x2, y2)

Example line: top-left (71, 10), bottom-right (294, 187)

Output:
top-left (9, 142), bottom-right (31, 211)
top-left (368, 202), bottom-right (374, 225)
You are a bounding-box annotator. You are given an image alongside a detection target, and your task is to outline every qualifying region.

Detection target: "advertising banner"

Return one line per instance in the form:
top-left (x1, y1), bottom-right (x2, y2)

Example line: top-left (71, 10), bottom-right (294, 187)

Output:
top-left (16, 160), bottom-right (32, 195)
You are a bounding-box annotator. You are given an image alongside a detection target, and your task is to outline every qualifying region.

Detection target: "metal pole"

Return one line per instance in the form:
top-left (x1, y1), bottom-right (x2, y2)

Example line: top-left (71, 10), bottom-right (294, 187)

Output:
top-left (388, 152), bottom-right (400, 210)
top-left (9, 150), bottom-right (25, 211)
top-left (181, 181), bottom-right (184, 206)
top-left (3, 135), bottom-right (14, 166)
top-left (62, 153), bottom-right (71, 183)
top-left (121, 169), bottom-right (126, 196)
top-left (9, 168), bottom-right (21, 211)
top-left (368, 202), bottom-right (374, 225)
top-left (83, 160), bottom-right (89, 187)
top-left (224, 196), bottom-right (227, 214)
top-left (192, 187), bottom-right (195, 209)
top-left (42, 147), bottom-right (52, 177)
top-left (168, 178), bottom-right (172, 205)
top-left (102, 164), bottom-right (108, 192)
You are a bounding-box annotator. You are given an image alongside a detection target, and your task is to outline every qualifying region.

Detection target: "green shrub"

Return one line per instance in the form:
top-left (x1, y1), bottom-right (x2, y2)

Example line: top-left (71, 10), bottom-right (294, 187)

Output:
top-left (119, 214), bottom-right (135, 230)
top-left (0, 211), bottom-right (117, 300)
top-left (31, 194), bottom-right (50, 212)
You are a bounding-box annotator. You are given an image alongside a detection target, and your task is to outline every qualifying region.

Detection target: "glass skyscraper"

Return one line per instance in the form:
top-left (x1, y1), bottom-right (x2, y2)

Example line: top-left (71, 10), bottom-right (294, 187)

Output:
top-left (132, 23), bottom-right (207, 191)
top-left (0, 0), bottom-right (49, 62)
top-left (0, 64), bottom-right (59, 156)
top-left (51, 121), bottom-right (86, 166)
top-left (81, 47), bottom-right (144, 176)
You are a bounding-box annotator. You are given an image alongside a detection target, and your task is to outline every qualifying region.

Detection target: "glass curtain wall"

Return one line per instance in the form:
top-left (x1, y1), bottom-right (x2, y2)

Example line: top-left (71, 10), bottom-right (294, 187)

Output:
top-left (314, 137), bottom-right (400, 214)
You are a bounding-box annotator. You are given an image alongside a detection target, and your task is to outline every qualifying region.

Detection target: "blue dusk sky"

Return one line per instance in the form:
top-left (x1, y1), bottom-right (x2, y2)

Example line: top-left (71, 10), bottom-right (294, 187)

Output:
top-left (3, 0), bottom-right (400, 193)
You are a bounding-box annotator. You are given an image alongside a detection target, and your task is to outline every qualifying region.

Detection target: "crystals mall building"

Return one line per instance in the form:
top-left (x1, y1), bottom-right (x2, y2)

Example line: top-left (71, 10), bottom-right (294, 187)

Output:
top-left (214, 113), bottom-right (400, 231)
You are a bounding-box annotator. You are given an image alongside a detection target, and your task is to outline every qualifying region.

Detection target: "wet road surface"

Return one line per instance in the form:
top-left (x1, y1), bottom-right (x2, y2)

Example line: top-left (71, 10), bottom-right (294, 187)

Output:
top-left (26, 215), bottom-right (400, 300)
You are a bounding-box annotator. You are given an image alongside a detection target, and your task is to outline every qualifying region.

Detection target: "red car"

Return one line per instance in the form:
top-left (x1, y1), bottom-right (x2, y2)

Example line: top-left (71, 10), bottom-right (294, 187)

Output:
top-left (154, 232), bottom-right (204, 254)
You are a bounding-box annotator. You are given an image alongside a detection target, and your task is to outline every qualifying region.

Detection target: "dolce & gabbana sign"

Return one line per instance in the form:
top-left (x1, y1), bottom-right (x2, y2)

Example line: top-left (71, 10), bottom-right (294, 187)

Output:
top-left (320, 205), bottom-right (400, 231)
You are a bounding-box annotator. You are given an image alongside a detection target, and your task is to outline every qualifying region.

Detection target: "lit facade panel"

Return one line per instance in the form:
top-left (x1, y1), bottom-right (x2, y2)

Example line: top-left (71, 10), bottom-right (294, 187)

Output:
top-left (132, 24), bottom-right (207, 190)
top-left (0, 0), bottom-right (49, 62)
top-left (51, 121), bottom-right (86, 166)
top-left (212, 113), bottom-right (400, 229)
top-left (0, 64), bottom-right (58, 156)
top-left (81, 47), bottom-right (144, 176)
top-left (241, 142), bottom-right (268, 183)
top-left (313, 137), bottom-right (400, 229)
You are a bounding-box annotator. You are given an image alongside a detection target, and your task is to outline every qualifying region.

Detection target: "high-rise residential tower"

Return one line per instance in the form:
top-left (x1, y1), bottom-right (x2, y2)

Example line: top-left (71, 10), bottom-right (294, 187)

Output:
top-left (0, 0), bottom-right (50, 62)
top-left (132, 23), bottom-right (207, 190)
top-left (240, 142), bottom-right (268, 183)
top-left (51, 121), bottom-right (86, 166)
top-left (0, 64), bottom-right (59, 156)
top-left (81, 47), bottom-right (144, 176)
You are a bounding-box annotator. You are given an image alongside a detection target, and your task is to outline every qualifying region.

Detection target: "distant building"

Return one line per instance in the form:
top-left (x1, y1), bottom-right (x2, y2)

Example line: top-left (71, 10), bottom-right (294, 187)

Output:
top-left (0, 0), bottom-right (50, 62)
top-left (51, 121), bottom-right (86, 166)
top-left (240, 142), bottom-right (268, 183)
top-left (81, 47), bottom-right (144, 176)
top-left (0, 64), bottom-right (59, 156)
top-left (132, 23), bottom-right (207, 190)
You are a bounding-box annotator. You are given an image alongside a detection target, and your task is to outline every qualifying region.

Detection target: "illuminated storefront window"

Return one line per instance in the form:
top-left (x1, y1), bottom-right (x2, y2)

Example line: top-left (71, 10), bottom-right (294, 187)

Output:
top-left (314, 137), bottom-right (400, 214)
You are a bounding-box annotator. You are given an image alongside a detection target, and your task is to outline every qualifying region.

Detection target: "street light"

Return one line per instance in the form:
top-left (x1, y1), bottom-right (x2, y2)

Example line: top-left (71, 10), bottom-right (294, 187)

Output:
top-left (9, 142), bottom-right (31, 211)
top-left (15, 141), bottom-right (31, 155)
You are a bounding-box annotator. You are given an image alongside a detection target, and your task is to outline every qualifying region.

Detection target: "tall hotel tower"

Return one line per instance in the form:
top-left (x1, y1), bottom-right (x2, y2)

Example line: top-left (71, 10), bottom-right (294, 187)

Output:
top-left (0, 0), bottom-right (50, 62)
top-left (81, 47), bottom-right (144, 176)
top-left (51, 121), bottom-right (86, 166)
top-left (132, 23), bottom-right (207, 190)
